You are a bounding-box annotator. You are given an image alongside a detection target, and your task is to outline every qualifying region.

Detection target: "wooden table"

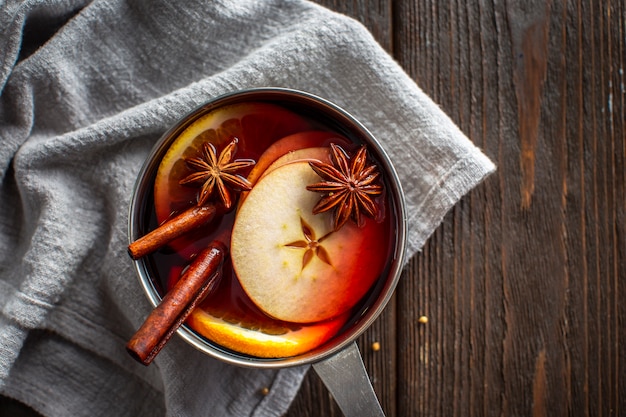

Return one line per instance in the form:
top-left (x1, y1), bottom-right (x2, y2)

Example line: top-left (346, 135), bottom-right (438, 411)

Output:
top-left (287, 1), bottom-right (625, 416)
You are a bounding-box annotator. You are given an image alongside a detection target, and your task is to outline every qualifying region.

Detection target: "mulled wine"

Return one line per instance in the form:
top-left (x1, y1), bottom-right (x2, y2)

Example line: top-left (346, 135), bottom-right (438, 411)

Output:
top-left (136, 96), bottom-right (397, 359)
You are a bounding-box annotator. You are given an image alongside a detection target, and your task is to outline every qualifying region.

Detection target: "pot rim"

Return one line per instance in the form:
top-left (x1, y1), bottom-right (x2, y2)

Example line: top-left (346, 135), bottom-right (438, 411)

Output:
top-left (128, 87), bottom-right (407, 369)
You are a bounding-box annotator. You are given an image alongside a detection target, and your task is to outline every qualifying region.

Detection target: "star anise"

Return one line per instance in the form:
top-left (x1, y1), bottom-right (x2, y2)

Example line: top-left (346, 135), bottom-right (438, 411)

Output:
top-left (284, 216), bottom-right (333, 271)
top-left (306, 143), bottom-right (383, 231)
top-left (179, 137), bottom-right (254, 209)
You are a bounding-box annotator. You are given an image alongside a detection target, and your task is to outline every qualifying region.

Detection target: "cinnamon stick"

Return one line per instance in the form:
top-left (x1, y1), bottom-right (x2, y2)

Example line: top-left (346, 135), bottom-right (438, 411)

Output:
top-left (126, 240), bottom-right (226, 365)
top-left (128, 205), bottom-right (217, 259)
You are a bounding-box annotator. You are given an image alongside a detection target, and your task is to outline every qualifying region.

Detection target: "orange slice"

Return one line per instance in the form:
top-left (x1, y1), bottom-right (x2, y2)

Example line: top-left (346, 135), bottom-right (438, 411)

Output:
top-left (167, 263), bottom-right (348, 358)
top-left (153, 102), bottom-right (311, 256)
top-left (187, 307), bottom-right (348, 358)
top-left (154, 102), bottom-right (311, 223)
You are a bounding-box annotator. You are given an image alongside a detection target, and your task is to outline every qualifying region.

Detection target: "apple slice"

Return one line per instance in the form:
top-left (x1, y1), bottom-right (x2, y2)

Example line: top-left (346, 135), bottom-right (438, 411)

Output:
top-left (231, 160), bottom-right (389, 323)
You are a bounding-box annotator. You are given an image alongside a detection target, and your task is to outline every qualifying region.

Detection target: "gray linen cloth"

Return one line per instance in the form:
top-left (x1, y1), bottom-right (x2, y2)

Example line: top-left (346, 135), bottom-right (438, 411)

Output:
top-left (0, 0), bottom-right (495, 416)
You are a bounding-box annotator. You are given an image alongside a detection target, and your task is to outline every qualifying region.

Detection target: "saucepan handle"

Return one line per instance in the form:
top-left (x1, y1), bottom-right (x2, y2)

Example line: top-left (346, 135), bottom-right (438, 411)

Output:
top-left (312, 341), bottom-right (385, 417)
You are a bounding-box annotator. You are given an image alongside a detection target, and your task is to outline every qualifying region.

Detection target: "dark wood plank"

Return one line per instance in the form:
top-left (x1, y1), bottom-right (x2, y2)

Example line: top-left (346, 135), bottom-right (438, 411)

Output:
top-left (392, 0), bottom-right (625, 416)
top-left (292, 0), bottom-right (625, 416)
top-left (311, 0), bottom-right (393, 53)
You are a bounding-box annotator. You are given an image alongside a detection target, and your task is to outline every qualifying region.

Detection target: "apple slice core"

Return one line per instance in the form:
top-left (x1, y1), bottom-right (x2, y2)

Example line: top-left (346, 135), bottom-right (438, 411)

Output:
top-left (231, 161), bottom-right (388, 323)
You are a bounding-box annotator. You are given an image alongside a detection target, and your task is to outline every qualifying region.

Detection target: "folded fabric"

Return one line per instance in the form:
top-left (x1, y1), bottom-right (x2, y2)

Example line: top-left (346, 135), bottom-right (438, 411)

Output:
top-left (0, 0), bottom-right (495, 416)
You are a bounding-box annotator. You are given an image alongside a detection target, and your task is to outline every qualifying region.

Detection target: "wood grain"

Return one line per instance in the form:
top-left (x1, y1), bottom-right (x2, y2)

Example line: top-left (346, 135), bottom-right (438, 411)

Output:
top-left (289, 1), bottom-right (625, 416)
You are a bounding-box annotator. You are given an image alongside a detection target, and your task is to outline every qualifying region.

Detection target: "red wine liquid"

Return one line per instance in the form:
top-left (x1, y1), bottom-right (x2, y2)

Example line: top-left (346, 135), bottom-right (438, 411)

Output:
top-left (142, 101), bottom-right (395, 358)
